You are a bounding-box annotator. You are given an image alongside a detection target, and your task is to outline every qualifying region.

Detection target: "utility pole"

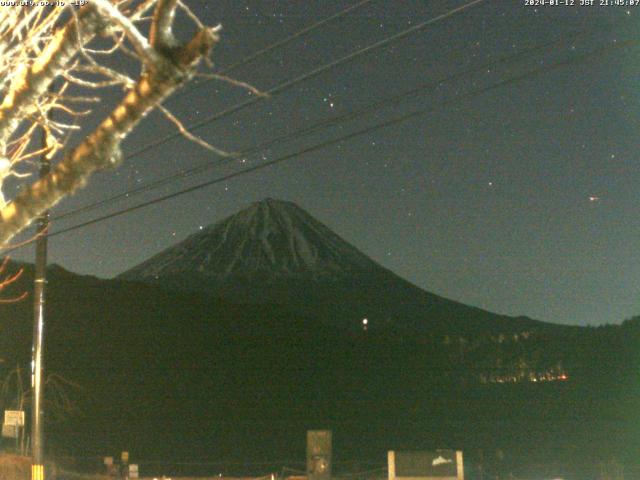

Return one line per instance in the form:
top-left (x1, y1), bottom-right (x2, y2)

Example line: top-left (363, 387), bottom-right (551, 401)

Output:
top-left (31, 113), bottom-right (51, 480)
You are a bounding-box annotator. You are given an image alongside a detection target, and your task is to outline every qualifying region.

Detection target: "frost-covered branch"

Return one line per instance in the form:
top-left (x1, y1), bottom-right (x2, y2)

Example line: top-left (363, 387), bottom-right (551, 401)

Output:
top-left (91, 0), bottom-right (162, 67)
top-left (0, 5), bottom-right (104, 150)
top-left (0, 1), bottom-right (223, 245)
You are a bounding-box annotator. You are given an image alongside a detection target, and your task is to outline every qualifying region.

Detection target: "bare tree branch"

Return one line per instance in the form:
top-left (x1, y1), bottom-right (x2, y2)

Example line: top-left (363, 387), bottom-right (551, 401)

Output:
top-left (92, 0), bottom-right (163, 68)
top-left (0, 5), bottom-right (104, 151)
top-left (158, 104), bottom-right (233, 157)
top-left (150, 0), bottom-right (179, 50)
top-left (196, 73), bottom-right (268, 98)
top-left (0, 256), bottom-right (27, 303)
top-left (0, 4), bottom-right (221, 245)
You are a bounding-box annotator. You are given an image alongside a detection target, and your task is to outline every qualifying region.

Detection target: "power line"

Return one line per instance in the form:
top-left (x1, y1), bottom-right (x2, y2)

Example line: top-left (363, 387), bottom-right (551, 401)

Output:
top-left (170, 0), bottom-right (377, 102)
top-left (116, 0), bottom-right (487, 162)
top-left (37, 38), bottom-right (636, 243)
top-left (57, 0), bottom-right (548, 222)
top-left (53, 23), bottom-right (617, 223)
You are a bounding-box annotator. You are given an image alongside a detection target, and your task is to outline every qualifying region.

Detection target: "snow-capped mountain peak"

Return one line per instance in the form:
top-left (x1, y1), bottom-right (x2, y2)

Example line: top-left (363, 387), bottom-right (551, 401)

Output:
top-left (120, 198), bottom-right (377, 282)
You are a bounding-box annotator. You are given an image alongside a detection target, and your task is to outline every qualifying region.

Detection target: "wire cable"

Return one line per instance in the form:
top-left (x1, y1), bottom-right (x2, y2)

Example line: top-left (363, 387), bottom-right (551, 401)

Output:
top-left (115, 0), bottom-right (488, 162)
top-left (170, 0), bottom-right (377, 102)
top-left (53, 23), bottom-right (617, 223)
top-left (59, 0), bottom-right (559, 222)
top-left (35, 37), bottom-right (637, 244)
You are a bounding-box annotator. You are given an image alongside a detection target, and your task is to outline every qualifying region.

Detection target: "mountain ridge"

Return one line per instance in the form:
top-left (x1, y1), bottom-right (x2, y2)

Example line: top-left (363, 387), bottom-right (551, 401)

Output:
top-left (120, 198), bottom-right (382, 281)
top-left (0, 219), bottom-right (634, 476)
top-left (120, 198), bottom-right (563, 335)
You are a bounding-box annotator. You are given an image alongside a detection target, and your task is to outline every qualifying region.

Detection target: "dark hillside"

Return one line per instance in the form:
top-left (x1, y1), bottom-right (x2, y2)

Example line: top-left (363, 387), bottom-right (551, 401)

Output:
top-left (0, 262), bottom-right (636, 479)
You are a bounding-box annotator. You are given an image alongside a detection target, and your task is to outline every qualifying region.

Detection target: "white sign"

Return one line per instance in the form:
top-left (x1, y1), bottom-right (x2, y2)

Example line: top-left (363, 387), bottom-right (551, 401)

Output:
top-left (1, 424), bottom-right (17, 438)
top-left (4, 410), bottom-right (24, 427)
top-left (129, 464), bottom-right (139, 478)
top-left (103, 457), bottom-right (113, 466)
top-left (388, 450), bottom-right (464, 480)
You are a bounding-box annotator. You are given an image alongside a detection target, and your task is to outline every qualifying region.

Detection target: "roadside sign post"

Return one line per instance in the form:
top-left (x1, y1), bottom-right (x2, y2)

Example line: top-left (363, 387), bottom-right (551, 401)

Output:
top-left (121, 451), bottom-right (129, 480)
top-left (3, 410), bottom-right (25, 453)
top-left (4, 410), bottom-right (25, 427)
top-left (307, 430), bottom-right (332, 480)
top-left (104, 457), bottom-right (114, 476)
top-left (388, 450), bottom-right (464, 480)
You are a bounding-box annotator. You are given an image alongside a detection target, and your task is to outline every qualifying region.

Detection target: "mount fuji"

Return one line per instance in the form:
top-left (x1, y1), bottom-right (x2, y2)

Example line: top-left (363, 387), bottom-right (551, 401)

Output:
top-left (120, 198), bottom-right (552, 334)
top-left (121, 198), bottom-right (375, 282)
top-left (0, 201), bottom-right (630, 473)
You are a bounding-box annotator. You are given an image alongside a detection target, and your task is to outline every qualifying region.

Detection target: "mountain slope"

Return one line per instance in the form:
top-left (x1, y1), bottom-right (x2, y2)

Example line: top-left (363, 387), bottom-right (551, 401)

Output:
top-left (1, 261), bottom-right (636, 478)
top-left (120, 198), bottom-right (377, 281)
top-left (120, 198), bottom-right (560, 335)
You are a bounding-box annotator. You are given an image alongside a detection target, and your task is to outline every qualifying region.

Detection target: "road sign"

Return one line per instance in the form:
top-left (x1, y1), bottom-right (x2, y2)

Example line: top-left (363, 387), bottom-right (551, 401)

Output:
top-left (388, 450), bottom-right (464, 480)
top-left (4, 410), bottom-right (24, 427)
top-left (103, 457), bottom-right (113, 466)
top-left (307, 430), bottom-right (332, 480)
top-left (121, 451), bottom-right (129, 463)
top-left (1, 423), bottom-right (17, 438)
top-left (129, 464), bottom-right (138, 478)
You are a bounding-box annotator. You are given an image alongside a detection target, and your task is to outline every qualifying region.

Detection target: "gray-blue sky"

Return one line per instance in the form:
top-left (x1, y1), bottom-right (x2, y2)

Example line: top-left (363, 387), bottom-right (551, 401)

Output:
top-left (10, 0), bottom-right (640, 326)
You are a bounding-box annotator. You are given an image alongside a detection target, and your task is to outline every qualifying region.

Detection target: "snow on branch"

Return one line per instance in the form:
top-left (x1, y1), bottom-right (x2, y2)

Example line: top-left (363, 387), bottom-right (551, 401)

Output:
top-left (0, 5), bottom-right (104, 150)
top-left (91, 0), bottom-right (162, 68)
top-left (0, 1), bottom-right (224, 246)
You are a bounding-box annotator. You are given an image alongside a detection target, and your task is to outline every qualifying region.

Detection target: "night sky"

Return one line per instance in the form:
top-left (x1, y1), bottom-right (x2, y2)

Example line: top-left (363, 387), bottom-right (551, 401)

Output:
top-left (9, 0), bottom-right (640, 327)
